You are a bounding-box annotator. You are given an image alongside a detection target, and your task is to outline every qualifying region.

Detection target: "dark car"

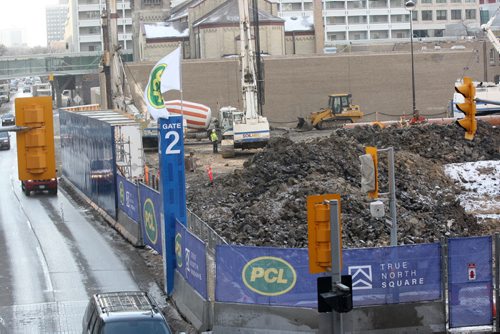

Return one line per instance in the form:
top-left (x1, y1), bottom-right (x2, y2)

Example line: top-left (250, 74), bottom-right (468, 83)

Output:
top-left (0, 132), bottom-right (10, 150)
top-left (1, 113), bottom-right (15, 126)
top-left (82, 291), bottom-right (173, 334)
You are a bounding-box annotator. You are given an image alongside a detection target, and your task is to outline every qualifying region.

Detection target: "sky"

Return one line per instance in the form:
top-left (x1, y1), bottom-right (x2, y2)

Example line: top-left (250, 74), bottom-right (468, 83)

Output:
top-left (0, 0), bottom-right (60, 47)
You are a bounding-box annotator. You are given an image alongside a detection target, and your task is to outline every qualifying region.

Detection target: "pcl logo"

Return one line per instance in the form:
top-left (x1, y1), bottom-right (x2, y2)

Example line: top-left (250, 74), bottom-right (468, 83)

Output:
top-left (143, 198), bottom-right (158, 244)
top-left (242, 256), bottom-right (297, 296)
top-left (175, 233), bottom-right (183, 268)
top-left (146, 63), bottom-right (167, 109)
top-left (119, 181), bottom-right (125, 205)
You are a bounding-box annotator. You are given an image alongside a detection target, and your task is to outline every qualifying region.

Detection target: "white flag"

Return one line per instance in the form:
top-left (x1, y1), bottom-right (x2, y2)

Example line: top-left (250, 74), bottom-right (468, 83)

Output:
top-left (144, 46), bottom-right (182, 120)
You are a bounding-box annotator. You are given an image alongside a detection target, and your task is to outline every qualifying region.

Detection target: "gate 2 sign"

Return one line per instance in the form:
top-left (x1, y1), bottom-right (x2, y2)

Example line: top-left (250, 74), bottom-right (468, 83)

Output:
top-left (159, 115), bottom-right (187, 295)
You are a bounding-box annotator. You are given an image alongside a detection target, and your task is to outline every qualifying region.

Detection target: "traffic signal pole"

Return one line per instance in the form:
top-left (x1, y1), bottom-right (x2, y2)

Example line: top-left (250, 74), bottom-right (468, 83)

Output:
top-left (329, 199), bottom-right (343, 334)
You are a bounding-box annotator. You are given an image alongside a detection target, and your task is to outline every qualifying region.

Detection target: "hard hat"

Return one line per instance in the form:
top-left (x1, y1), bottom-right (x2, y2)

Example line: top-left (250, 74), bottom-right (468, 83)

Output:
top-left (212, 129), bottom-right (216, 132)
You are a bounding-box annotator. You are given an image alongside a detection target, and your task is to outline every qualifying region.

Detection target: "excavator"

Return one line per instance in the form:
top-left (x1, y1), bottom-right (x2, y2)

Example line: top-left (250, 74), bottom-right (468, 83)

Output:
top-left (297, 93), bottom-right (363, 130)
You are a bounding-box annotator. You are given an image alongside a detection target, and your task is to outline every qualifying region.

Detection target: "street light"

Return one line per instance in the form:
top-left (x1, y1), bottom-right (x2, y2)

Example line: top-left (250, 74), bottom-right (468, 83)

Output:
top-left (405, 0), bottom-right (417, 119)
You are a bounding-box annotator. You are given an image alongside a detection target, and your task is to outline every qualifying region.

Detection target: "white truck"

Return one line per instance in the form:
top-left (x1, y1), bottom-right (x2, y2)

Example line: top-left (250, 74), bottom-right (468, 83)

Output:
top-left (32, 83), bottom-right (52, 97)
top-left (219, 0), bottom-right (270, 158)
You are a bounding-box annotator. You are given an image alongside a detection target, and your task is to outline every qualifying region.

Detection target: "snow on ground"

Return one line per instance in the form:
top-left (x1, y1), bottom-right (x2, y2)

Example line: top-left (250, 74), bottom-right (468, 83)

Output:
top-left (444, 160), bottom-right (500, 220)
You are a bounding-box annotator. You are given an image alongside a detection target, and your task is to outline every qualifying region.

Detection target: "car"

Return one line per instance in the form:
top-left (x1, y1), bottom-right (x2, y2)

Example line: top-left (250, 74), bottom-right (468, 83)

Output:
top-left (82, 291), bottom-right (173, 334)
top-left (0, 132), bottom-right (10, 150)
top-left (1, 113), bottom-right (15, 126)
top-left (23, 86), bottom-right (30, 93)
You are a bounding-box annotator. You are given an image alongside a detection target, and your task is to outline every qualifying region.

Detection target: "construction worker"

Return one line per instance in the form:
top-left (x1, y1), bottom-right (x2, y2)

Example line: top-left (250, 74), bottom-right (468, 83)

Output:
top-left (210, 129), bottom-right (219, 153)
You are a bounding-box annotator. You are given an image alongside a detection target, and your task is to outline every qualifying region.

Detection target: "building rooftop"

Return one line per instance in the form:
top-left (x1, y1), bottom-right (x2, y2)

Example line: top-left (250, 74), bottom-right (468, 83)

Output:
top-left (284, 16), bottom-right (313, 32)
top-left (144, 21), bottom-right (189, 39)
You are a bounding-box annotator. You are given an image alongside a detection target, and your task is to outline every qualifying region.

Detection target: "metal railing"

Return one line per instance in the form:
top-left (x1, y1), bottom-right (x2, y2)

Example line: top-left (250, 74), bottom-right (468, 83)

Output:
top-left (186, 209), bottom-right (227, 254)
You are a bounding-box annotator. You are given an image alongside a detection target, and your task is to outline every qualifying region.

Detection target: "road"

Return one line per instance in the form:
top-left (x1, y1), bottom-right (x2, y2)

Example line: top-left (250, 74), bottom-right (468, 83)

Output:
top-left (0, 93), bottom-right (166, 333)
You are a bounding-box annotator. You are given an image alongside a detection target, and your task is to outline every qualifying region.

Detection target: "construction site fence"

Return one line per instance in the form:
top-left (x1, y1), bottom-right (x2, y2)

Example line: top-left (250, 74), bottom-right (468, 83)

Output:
top-left (116, 174), bottom-right (227, 255)
top-left (112, 174), bottom-right (495, 331)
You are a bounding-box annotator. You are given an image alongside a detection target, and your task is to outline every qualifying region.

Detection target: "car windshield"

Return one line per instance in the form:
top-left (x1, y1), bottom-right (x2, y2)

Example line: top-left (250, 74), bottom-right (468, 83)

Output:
top-left (101, 320), bottom-right (171, 334)
top-left (0, 132), bottom-right (8, 138)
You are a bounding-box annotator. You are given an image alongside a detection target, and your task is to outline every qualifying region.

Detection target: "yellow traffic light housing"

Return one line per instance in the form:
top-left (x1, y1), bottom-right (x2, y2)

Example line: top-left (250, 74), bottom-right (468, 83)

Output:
top-left (307, 194), bottom-right (341, 274)
top-left (15, 97), bottom-right (56, 181)
top-left (455, 76), bottom-right (477, 140)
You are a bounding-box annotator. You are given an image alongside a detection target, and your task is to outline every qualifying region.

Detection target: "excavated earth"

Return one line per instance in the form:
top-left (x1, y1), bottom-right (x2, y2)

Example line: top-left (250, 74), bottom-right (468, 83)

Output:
top-left (185, 122), bottom-right (500, 248)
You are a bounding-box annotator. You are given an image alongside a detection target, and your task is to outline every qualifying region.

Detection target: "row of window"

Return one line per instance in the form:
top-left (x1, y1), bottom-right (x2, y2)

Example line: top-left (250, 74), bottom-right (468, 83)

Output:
top-left (324, 8), bottom-right (476, 24)
top-left (326, 28), bottom-right (449, 40)
top-left (280, 0), bottom-right (476, 11)
top-left (415, 8), bottom-right (477, 20)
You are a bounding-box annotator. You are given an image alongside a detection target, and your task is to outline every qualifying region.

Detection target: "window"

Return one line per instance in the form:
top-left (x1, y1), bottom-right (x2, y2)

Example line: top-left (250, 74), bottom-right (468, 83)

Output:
top-left (436, 10), bottom-right (447, 20)
top-left (412, 11), bottom-right (418, 20)
top-left (327, 16), bottom-right (346, 24)
top-left (369, 0), bottom-right (388, 8)
top-left (434, 29), bottom-right (444, 37)
top-left (390, 0), bottom-right (404, 7)
top-left (304, 2), bottom-right (313, 10)
top-left (466, 9), bottom-right (476, 19)
top-left (421, 10), bottom-right (432, 20)
top-left (451, 9), bottom-right (461, 19)
top-left (326, 1), bottom-right (345, 9)
top-left (347, 1), bottom-right (366, 9)
top-left (490, 48), bottom-right (496, 64)
top-left (349, 15), bottom-right (367, 24)
top-left (351, 31), bottom-right (367, 39)
top-left (281, 3), bottom-right (302, 11)
top-left (371, 30), bottom-right (389, 39)
top-left (391, 14), bottom-right (408, 22)
top-left (436, 0), bottom-right (447, 3)
top-left (464, 0), bottom-right (475, 3)
top-left (450, 0), bottom-right (461, 3)
top-left (142, 0), bottom-right (161, 4)
top-left (421, 0), bottom-right (432, 3)
top-left (371, 15), bottom-right (389, 23)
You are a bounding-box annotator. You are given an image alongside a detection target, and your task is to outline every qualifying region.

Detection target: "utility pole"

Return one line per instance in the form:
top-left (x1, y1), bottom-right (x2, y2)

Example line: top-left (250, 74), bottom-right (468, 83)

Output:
top-left (101, 7), bottom-right (112, 109)
top-left (252, 0), bottom-right (264, 115)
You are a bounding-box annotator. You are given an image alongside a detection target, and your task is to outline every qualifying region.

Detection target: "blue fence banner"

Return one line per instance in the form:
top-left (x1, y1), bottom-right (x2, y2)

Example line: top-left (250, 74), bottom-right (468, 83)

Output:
top-left (448, 236), bottom-right (493, 328)
top-left (116, 174), bottom-right (140, 223)
top-left (139, 183), bottom-right (163, 254)
top-left (175, 222), bottom-right (208, 299)
top-left (216, 243), bottom-right (441, 308)
top-left (344, 243), bottom-right (441, 306)
top-left (159, 115), bottom-right (187, 295)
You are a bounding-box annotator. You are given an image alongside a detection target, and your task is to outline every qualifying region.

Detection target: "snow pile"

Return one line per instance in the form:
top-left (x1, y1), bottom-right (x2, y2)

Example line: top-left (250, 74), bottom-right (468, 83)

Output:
top-left (445, 160), bottom-right (500, 220)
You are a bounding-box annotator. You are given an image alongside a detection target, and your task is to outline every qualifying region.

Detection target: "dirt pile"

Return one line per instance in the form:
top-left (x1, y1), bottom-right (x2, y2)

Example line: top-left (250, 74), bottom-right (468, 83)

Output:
top-left (186, 121), bottom-right (500, 248)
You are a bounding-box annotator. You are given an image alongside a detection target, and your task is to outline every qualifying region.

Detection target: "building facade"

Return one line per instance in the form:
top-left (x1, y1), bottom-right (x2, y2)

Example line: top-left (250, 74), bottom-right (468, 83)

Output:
top-left (46, 4), bottom-right (69, 45)
top-left (65, 0), bottom-right (133, 52)
top-left (277, 0), bottom-right (480, 44)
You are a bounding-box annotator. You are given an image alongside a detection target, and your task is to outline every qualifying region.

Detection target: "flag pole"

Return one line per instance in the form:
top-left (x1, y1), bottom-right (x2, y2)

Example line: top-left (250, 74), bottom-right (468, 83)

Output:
top-left (179, 43), bottom-right (184, 117)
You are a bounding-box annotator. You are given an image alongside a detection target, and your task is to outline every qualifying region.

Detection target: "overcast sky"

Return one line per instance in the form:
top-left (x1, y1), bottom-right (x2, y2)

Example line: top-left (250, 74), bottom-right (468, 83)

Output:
top-left (0, 0), bottom-right (60, 47)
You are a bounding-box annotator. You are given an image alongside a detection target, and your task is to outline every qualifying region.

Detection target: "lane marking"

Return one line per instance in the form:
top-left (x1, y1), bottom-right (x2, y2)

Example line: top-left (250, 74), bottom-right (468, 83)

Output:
top-left (36, 244), bottom-right (54, 293)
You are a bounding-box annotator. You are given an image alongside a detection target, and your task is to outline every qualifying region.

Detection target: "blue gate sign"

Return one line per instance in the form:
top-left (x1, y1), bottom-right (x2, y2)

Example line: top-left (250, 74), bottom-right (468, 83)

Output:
top-left (175, 221), bottom-right (208, 299)
top-left (139, 183), bottom-right (162, 254)
top-left (117, 174), bottom-right (140, 223)
top-left (448, 236), bottom-right (493, 328)
top-left (159, 115), bottom-right (187, 295)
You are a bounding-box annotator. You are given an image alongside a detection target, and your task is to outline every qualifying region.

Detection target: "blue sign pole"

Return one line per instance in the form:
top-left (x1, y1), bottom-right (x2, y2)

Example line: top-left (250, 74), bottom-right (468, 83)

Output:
top-left (159, 115), bottom-right (187, 294)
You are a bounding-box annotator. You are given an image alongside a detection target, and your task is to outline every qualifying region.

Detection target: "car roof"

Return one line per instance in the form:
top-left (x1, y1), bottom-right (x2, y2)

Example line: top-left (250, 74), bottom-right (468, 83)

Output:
top-left (94, 291), bottom-right (163, 320)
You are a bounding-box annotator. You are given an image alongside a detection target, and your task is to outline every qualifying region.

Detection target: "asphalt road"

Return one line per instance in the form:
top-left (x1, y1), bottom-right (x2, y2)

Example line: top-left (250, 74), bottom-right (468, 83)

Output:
top-left (0, 93), bottom-right (167, 333)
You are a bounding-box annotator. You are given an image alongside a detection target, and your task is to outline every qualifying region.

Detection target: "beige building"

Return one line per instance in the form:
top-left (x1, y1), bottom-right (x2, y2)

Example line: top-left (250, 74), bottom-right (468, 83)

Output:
top-left (140, 0), bottom-right (293, 60)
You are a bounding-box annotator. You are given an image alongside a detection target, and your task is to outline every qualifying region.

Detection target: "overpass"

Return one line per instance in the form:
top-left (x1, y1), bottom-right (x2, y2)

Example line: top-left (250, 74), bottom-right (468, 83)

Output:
top-left (0, 52), bottom-right (131, 80)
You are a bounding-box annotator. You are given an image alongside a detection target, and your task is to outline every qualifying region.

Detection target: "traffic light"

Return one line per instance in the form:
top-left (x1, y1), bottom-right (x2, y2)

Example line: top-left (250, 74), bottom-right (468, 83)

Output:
top-left (307, 194), bottom-right (341, 274)
top-left (455, 76), bottom-right (477, 140)
top-left (359, 146), bottom-right (378, 199)
top-left (15, 97), bottom-right (56, 181)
